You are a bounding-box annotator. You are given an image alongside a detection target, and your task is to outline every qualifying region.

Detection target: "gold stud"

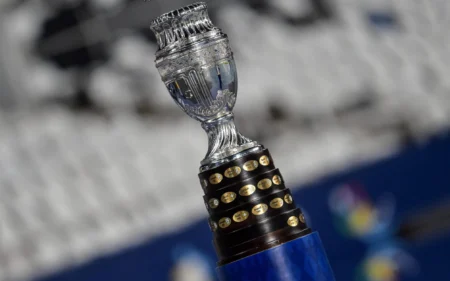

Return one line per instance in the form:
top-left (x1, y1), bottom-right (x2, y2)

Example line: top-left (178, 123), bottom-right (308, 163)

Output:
top-left (209, 220), bottom-right (218, 232)
top-left (209, 173), bottom-right (223, 184)
top-left (218, 217), bottom-right (231, 229)
top-left (239, 184), bottom-right (256, 196)
top-left (221, 192), bottom-right (237, 204)
top-left (233, 211), bottom-right (249, 222)
top-left (257, 178), bottom-right (272, 190)
top-left (208, 198), bottom-right (219, 209)
top-left (224, 166), bottom-right (241, 178)
top-left (284, 194), bottom-right (293, 204)
top-left (243, 160), bottom-right (258, 172)
top-left (259, 155), bottom-right (270, 166)
top-left (299, 213), bottom-right (306, 224)
top-left (270, 198), bottom-right (284, 209)
top-left (252, 204), bottom-right (268, 215)
top-left (272, 175), bottom-right (282, 185)
top-left (287, 216), bottom-right (299, 227)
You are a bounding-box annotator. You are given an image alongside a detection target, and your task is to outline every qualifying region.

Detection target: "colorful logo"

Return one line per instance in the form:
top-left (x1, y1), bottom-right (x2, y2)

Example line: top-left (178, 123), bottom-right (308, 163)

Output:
top-left (328, 182), bottom-right (395, 241)
top-left (328, 182), bottom-right (419, 281)
top-left (357, 247), bottom-right (420, 281)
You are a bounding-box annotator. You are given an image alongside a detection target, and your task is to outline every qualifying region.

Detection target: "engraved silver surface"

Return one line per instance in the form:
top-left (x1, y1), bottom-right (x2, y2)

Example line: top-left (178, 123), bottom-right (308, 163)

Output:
top-left (150, 2), bottom-right (259, 169)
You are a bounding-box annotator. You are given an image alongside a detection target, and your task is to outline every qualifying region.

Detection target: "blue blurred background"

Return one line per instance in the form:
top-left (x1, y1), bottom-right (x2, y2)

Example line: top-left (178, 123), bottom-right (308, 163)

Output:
top-left (0, 0), bottom-right (449, 281)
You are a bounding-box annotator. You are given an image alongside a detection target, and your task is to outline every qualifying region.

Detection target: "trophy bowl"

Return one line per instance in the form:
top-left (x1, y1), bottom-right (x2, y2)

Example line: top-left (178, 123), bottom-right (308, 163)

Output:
top-left (150, 2), bottom-right (256, 168)
top-left (150, 2), bottom-right (238, 123)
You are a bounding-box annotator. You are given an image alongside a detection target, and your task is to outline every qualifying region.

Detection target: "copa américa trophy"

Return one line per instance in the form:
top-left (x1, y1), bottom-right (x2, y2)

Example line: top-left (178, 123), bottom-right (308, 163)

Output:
top-left (150, 3), bottom-right (336, 281)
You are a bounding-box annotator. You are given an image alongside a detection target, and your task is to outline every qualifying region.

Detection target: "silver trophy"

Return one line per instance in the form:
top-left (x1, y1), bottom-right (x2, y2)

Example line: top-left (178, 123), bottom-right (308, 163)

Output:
top-left (150, 5), bottom-right (336, 280)
top-left (150, 2), bottom-right (260, 170)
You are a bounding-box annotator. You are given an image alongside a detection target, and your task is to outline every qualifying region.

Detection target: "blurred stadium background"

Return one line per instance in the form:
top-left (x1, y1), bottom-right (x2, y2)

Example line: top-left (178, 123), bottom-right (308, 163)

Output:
top-left (0, 0), bottom-right (449, 281)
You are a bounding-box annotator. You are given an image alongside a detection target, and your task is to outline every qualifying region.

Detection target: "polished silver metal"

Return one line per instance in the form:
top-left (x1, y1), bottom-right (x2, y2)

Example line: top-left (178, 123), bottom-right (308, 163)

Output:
top-left (150, 2), bottom-right (260, 170)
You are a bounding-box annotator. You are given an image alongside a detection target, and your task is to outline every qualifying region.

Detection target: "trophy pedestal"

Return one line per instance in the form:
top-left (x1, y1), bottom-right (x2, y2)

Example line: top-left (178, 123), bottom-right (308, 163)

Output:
top-left (200, 148), bottom-right (335, 281)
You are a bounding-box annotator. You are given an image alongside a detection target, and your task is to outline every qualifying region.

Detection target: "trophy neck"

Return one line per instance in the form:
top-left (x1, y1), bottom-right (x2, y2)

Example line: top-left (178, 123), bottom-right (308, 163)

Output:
top-left (200, 114), bottom-right (260, 171)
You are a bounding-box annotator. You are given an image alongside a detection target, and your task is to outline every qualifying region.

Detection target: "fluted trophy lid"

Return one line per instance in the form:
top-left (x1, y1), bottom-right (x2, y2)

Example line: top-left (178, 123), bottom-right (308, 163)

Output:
top-left (150, 2), bottom-right (224, 57)
top-left (150, 2), bottom-right (260, 170)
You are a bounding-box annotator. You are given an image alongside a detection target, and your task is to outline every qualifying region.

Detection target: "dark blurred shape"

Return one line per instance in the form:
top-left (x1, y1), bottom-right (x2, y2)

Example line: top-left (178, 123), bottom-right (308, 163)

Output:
top-left (137, 27), bottom-right (157, 44)
top-left (334, 88), bottom-right (376, 116)
top-left (37, 1), bottom-right (108, 68)
top-left (244, 0), bottom-right (269, 13)
top-left (285, 0), bottom-right (334, 26)
top-left (397, 200), bottom-right (450, 241)
top-left (367, 12), bottom-right (398, 29)
top-left (36, 1), bottom-right (108, 110)
top-left (243, 0), bottom-right (334, 26)
top-left (268, 102), bottom-right (287, 121)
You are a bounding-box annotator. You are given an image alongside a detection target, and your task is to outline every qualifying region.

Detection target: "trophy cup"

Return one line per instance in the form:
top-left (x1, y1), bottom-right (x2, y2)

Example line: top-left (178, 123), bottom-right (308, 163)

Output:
top-left (150, 3), bottom-right (336, 281)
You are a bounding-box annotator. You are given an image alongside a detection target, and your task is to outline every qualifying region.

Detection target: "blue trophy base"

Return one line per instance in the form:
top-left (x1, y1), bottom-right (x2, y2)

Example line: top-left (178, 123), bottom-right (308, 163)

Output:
top-left (217, 232), bottom-right (336, 281)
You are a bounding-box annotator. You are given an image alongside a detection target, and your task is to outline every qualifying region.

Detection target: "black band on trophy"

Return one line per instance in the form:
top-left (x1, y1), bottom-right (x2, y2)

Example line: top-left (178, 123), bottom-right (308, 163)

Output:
top-left (200, 148), bottom-right (310, 265)
top-left (198, 148), bottom-right (276, 192)
top-left (203, 168), bottom-right (287, 213)
top-left (216, 227), bottom-right (313, 266)
top-left (209, 189), bottom-right (298, 225)
top-left (214, 209), bottom-right (311, 265)
top-left (215, 208), bottom-right (306, 241)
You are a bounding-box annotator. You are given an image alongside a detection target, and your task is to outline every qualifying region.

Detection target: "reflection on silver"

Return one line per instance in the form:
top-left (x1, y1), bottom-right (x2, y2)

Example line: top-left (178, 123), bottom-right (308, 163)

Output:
top-left (150, 2), bottom-right (259, 170)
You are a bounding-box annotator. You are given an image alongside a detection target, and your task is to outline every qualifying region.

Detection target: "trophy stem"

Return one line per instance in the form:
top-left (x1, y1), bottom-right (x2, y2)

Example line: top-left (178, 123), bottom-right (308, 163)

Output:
top-left (200, 113), bottom-right (258, 167)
